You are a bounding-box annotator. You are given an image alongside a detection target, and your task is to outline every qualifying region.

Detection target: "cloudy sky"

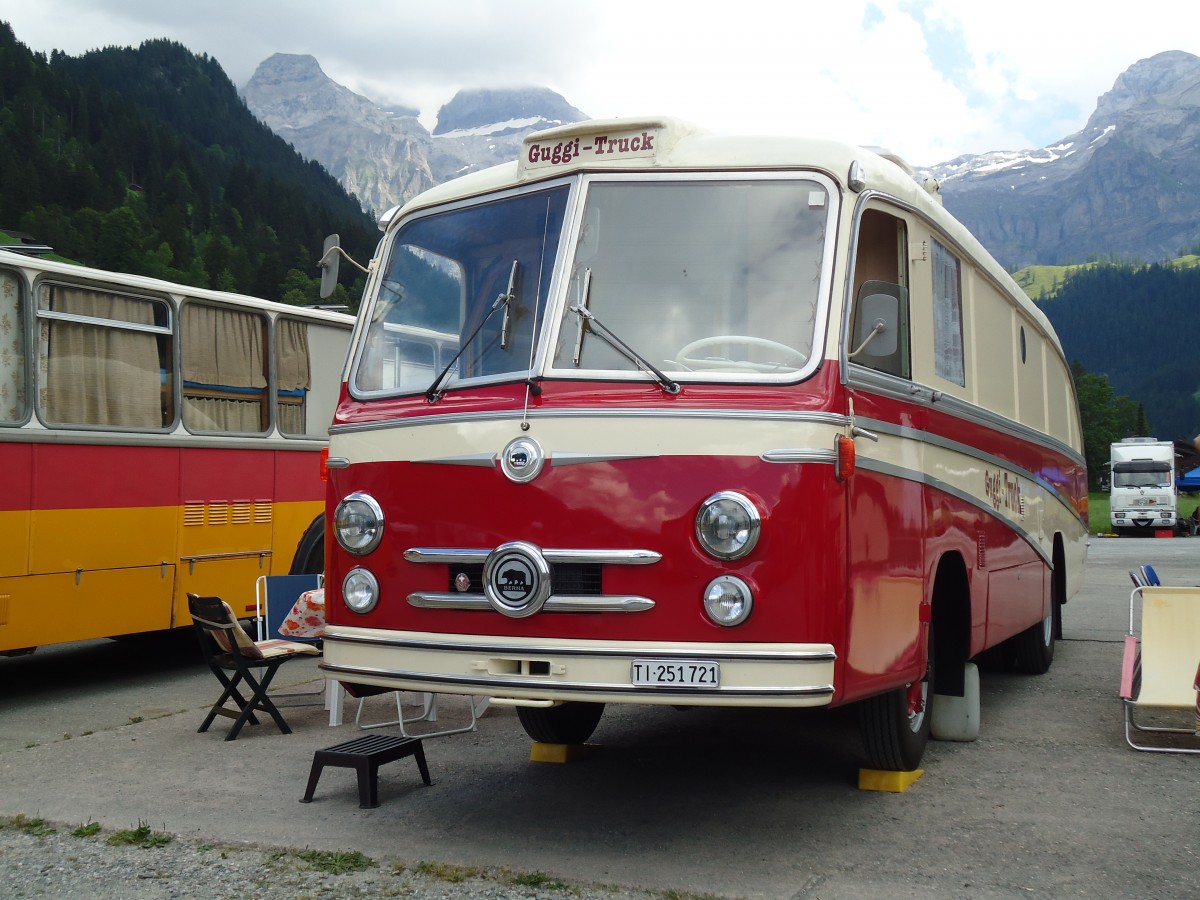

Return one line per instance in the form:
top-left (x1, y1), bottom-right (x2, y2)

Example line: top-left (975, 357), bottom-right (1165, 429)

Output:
top-left (4, 0), bottom-right (1198, 165)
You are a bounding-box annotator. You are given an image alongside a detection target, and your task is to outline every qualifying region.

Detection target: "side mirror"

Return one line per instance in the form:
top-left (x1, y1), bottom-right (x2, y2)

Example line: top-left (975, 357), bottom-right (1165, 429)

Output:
top-left (850, 291), bottom-right (899, 358)
top-left (318, 234), bottom-right (341, 299)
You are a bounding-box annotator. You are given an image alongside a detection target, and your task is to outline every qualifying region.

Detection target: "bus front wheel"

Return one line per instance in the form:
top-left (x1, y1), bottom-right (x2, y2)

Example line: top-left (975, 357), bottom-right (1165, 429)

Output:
top-left (517, 702), bottom-right (605, 745)
top-left (860, 633), bottom-right (933, 771)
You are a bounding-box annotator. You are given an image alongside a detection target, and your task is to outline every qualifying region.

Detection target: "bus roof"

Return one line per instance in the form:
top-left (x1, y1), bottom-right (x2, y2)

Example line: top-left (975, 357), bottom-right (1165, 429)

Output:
top-left (389, 116), bottom-right (1061, 358)
top-left (0, 247), bottom-right (355, 327)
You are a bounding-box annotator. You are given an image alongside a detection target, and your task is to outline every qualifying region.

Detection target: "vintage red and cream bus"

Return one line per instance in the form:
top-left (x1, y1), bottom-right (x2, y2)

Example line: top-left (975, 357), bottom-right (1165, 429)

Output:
top-left (0, 248), bottom-right (352, 655)
top-left (320, 117), bottom-right (1088, 770)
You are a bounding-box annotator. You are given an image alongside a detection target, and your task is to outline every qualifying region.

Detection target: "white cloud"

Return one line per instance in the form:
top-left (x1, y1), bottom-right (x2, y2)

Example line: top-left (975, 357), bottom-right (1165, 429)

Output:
top-left (4, 0), bottom-right (1199, 164)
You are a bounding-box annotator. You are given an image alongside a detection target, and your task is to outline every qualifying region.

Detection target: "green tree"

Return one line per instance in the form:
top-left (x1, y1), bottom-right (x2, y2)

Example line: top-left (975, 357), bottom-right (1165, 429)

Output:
top-left (1071, 360), bottom-right (1141, 488)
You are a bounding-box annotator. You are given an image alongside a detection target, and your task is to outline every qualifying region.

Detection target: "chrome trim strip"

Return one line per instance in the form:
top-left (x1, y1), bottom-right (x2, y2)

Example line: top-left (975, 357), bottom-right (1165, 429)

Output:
top-left (843, 364), bottom-right (1085, 469)
top-left (543, 548), bottom-right (661, 565)
top-left (322, 631), bottom-right (838, 662)
top-left (415, 453), bottom-right (497, 467)
top-left (407, 592), bottom-right (656, 612)
top-left (404, 548), bottom-right (490, 564)
top-left (761, 448), bottom-right (837, 464)
top-left (319, 662), bottom-right (836, 699)
top-left (545, 594), bottom-right (655, 612)
top-left (331, 408), bottom-right (853, 435)
top-left (407, 593), bottom-right (490, 610)
top-left (550, 451), bottom-right (654, 466)
top-left (404, 547), bottom-right (662, 565)
top-left (325, 456), bottom-right (350, 469)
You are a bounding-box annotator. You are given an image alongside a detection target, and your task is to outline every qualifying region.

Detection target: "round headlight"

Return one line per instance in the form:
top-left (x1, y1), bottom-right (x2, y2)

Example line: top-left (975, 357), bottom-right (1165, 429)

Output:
top-left (695, 491), bottom-right (761, 560)
top-left (333, 492), bottom-right (384, 555)
top-left (703, 575), bottom-right (754, 626)
top-left (342, 567), bottom-right (380, 614)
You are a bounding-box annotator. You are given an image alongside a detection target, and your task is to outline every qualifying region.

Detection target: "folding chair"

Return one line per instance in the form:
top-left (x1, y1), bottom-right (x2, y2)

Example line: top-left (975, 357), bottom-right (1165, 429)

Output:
top-left (188, 593), bottom-right (320, 741)
top-left (1120, 585), bottom-right (1200, 754)
top-left (344, 682), bottom-right (482, 739)
top-left (255, 575), bottom-right (325, 708)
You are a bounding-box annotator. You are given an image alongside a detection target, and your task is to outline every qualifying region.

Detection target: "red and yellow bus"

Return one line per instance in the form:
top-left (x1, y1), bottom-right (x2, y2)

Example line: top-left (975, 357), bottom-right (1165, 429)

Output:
top-left (319, 118), bottom-right (1088, 770)
top-left (0, 248), bottom-right (352, 655)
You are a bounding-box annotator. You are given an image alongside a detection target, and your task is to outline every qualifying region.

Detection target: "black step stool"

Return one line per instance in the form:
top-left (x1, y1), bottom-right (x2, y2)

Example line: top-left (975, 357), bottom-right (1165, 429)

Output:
top-left (300, 734), bottom-right (431, 808)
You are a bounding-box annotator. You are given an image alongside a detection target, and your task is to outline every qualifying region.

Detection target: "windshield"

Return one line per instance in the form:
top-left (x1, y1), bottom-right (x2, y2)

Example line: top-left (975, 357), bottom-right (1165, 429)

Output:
top-left (552, 179), bottom-right (829, 377)
top-left (1113, 466), bottom-right (1172, 488)
top-left (353, 185), bottom-right (568, 395)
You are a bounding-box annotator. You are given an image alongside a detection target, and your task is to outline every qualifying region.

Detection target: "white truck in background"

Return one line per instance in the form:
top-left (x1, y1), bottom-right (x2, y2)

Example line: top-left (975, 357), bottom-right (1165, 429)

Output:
top-left (1109, 437), bottom-right (1177, 534)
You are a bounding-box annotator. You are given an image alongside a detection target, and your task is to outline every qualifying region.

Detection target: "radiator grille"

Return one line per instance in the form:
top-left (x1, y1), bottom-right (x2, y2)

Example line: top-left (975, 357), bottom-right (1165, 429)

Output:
top-left (445, 563), bottom-right (602, 595)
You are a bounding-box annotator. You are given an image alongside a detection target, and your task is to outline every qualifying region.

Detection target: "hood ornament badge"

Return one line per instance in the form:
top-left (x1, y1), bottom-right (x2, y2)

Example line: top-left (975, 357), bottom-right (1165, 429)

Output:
top-left (500, 435), bottom-right (545, 483)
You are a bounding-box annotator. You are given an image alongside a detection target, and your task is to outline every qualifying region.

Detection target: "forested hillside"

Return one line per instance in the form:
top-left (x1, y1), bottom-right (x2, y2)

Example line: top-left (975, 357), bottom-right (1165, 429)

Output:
top-left (1038, 264), bottom-right (1200, 442)
top-left (0, 23), bottom-right (375, 306)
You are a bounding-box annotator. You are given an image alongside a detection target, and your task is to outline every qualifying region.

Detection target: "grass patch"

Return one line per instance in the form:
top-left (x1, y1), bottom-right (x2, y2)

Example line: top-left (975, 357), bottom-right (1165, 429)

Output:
top-left (5, 815), bottom-right (56, 838)
top-left (414, 860), bottom-right (481, 883)
top-left (72, 821), bottom-right (102, 838)
top-left (1088, 491), bottom-right (1110, 534)
top-left (1089, 490), bottom-right (1198, 535)
top-left (106, 821), bottom-right (172, 849)
top-left (295, 849), bottom-right (374, 875)
top-left (508, 870), bottom-right (570, 890)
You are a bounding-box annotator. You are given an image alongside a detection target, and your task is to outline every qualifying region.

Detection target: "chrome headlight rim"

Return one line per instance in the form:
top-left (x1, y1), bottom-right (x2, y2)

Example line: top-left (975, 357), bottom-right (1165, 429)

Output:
top-left (694, 491), bottom-right (761, 560)
top-left (342, 567), bottom-right (380, 614)
top-left (333, 491), bottom-right (384, 556)
top-left (702, 574), bottom-right (754, 627)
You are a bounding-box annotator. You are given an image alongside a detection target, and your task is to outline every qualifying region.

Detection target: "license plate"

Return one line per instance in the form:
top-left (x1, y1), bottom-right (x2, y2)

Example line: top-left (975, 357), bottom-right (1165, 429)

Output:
top-left (631, 658), bottom-right (720, 687)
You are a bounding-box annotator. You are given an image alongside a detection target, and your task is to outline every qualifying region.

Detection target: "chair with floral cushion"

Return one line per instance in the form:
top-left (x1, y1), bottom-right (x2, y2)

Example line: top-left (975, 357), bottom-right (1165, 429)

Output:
top-left (188, 593), bottom-right (321, 741)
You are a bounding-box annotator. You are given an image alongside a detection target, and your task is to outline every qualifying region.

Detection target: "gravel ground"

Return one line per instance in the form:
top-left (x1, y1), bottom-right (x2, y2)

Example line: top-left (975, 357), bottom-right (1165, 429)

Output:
top-left (0, 817), bottom-right (674, 900)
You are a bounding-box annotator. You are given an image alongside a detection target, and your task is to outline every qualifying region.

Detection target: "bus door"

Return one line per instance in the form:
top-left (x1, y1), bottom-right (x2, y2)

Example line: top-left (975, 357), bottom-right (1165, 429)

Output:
top-left (842, 207), bottom-right (927, 698)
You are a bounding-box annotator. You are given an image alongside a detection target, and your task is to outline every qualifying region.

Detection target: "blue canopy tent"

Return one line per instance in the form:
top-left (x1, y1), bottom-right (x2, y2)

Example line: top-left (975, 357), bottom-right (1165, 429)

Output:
top-left (1177, 466), bottom-right (1200, 493)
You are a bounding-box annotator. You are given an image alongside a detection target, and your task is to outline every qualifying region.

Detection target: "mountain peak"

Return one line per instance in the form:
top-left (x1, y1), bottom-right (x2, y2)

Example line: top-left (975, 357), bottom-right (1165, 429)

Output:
top-left (433, 86), bottom-right (587, 136)
top-left (1092, 50), bottom-right (1200, 120)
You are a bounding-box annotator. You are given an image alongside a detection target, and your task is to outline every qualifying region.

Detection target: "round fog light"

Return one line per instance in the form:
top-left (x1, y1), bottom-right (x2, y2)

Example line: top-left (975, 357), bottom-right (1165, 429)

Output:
top-left (342, 567), bottom-right (380, 614)
top-left (703, 575), bottom-right (753, 626)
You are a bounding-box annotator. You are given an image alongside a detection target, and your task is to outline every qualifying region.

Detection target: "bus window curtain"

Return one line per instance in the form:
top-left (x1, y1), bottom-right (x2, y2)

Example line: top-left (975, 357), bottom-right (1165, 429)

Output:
top-left (276, 318), bottom-right (310, 435)
top-left (41, 286), bottom-right (161, 428)
top-left (0, 269), bottom-right (25, 422)
top-left (182, 304), bottom-right (267, 433)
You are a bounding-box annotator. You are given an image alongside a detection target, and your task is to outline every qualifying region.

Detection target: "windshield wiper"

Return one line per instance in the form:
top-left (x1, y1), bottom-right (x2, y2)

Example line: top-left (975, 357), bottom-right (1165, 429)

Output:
top-left (569, 297), bottom-right (680, 395)
top-left (425, 259), bottom-right (519, 403)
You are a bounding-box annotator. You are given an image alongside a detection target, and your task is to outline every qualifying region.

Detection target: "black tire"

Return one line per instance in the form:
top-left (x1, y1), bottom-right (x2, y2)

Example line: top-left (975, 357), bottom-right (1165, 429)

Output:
top-left (517, 702), bottom-right (605, 744)
top-left (860, 631), bottom-right (933, 771)
top-left (1011, 604), bottom-right (1055, 674)
top-left (289, 514), bottom-right (325, 576)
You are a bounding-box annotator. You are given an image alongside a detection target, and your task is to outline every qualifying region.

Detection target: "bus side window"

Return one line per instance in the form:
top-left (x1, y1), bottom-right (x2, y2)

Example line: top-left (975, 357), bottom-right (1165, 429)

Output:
top-left (275, 317), bottom-right (310, 436)
top-left (181, 302), bottom-right (268, 434)
top-left (0, 267), bottom-right (26, 423)
top-left (277, 318), bottom-right (351, 438)
top-left (38, 282), bottom-right (172, 429)
top-left (849, 210), bottom-right (910, 379)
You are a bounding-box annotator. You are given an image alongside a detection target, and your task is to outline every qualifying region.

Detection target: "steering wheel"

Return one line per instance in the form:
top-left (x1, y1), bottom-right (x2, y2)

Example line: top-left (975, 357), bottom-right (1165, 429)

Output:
top-left (675, 335), bottom-right (807, 372)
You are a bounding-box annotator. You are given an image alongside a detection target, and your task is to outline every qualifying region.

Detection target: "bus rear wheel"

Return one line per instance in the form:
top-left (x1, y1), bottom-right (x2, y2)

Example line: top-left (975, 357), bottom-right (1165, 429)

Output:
top-left (1011, 604), bottom-right (1055, 674)
top-left (860, 633), bottom-right (933, 771)
top-left (517, 702), bottom-right (605, 745)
